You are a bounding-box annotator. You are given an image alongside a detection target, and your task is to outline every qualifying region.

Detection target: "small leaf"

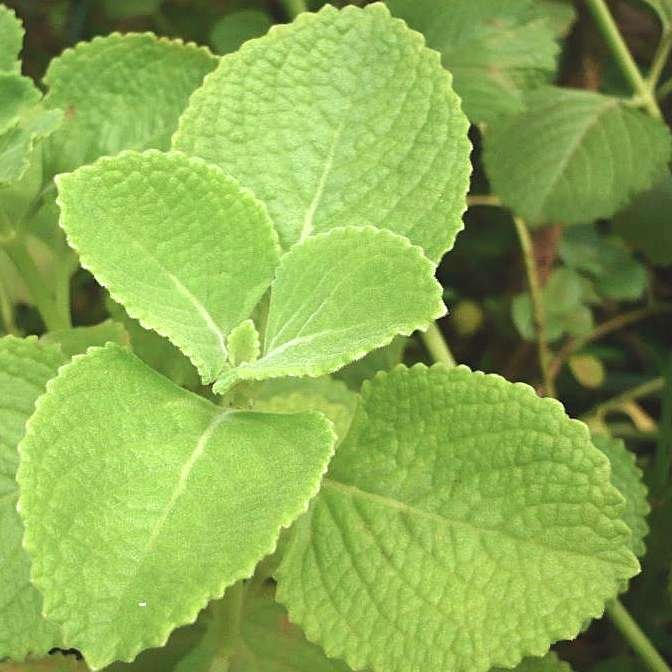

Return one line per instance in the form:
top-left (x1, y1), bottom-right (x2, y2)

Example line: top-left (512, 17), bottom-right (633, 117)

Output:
top-left (386, 0), bottom-right (562, 124)
top-left (0, 336), bottom-right (64, 660)
top-left (43, 33), bottom-right (218, 175)
top-left (174, 3), bottom-right (471, 260)
top-left (214, 227), bottom-right (444, 393)
top-left (56, 150), bottom-right (281, 384)
top-left (0, 4), bottom-right (23, 73)
top-left (277, 365), bottom-right (638, 672)
top-left (0, 73), bottom-right (41, 134)
top-left (593, 434), bottom-right (650, 558)
top-left (569, 354), bottom-right (606, 389)
top-left (227, 319), bottom-right (261, 367)
top-left (40, 320), bottom-right (130, 357)
top-left (17, 344), bottom-right (336, 670)
top-left (484, 87), bottom-right (672, 225)
top-left (210, 10), bottom-right (273, 54)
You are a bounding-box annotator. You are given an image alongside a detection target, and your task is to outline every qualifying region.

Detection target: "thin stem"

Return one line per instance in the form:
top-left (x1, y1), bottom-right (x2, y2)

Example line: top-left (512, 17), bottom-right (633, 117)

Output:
top-left (586, 0), bottom-right (663, 118)
top-left (582, 377), bottom-right (664, 421)
top-left (3, 241), bottom-right (66, 331)
top-left (467, 194), bottom-right (502, 208)
top-left (649, 29), bottom-right (672, 91)
top-left (281, 0), bottom-right (307, 19)
top-left (607, 600), bottom-right (672, 672)
top-left (421, 322), bottom-right (456, 367)
top-left (513, 216), bottom-right (555, 397)
top-left (0, 277), bottom-right (18, 336)
top-left (657, 75), bottom-right (672, 100)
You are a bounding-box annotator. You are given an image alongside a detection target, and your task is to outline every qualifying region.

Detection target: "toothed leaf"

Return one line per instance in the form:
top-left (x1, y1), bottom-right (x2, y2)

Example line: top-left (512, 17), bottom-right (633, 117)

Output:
top-left (0, 5), bottom-right (23, 73)
top-left (227, 319), bottom-right (261, 367)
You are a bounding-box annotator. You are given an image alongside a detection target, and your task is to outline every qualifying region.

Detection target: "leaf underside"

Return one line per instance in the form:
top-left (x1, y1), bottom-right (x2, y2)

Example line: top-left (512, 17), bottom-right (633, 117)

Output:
top-left (277, 365), bottom-right (638, 672)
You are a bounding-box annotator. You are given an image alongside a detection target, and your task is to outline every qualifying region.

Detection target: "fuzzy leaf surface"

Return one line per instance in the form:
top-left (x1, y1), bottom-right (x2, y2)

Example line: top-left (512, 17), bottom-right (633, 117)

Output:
top-left (494, 653), bottom-right (574, 671)
top-left (386, 0), bottom-right (561, 124)
top-left (174, 3), bottom-right (470, 260)
top-left (17, 344), bottom-right (336, 670)
top-left (213, 227), bottom-right (444, 392)
top-left (277, 365), bottom-right (639, 672)
top-left (40, 320), bottom-right (130, 357)
top-left (56, 150), bottom-right (280, 384)
top-left (0, 5), bottom-right (23, 72)
top-left (484, 87), bottom-right (672, 225)
top-left (0, 336), bottom-right (64, 660)
top-left (43, 33), bottom-right (217, 174)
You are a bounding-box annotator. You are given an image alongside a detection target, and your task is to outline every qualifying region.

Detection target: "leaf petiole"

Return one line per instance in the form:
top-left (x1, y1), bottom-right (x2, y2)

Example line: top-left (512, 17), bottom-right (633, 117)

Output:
top-left (421, 322), bottom-right (456, 367)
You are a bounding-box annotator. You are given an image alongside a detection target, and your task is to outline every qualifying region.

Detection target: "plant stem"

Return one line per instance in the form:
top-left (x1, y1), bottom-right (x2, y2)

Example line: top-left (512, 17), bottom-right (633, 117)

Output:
top-left (586, 0), bottom-right (663, 118)
top-left (421, 322), bottom-right (456, 367)
top-left (513, 216), bottom-right (555, 397)
top-left (649, 29), bottom-right (672, 91)
top-left (657, 75), bottom-right (672, 100)
top-left (467, 194), bottom-right (502, 208)
top-left (607, 600), bottom-right (672, 672)
top-left (281, 0), bottom-right (307, 19)
top-left (582, 377), bottom-right (664, 421)
top-left (3, 240), bottom-right (66, 331)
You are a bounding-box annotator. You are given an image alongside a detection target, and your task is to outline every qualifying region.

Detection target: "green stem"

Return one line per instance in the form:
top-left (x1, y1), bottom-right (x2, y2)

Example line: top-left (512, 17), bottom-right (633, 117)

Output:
top-left (607, 600), bottom-right (672, 672)
top-left (657, 75), bottom-right (672, 100)
top-left (0, 277), bottom-right (18, 336)
top-left (649, 29), bottom-right (672, 91)
top-left (467, 194), bottom-right (502, 208)
top-left (586, 0), bottom-right (663, 118)
top-left (3, 240), bottom-right (66, 331)
top-left (421, 322), bottom-right (456, 367)
top-left (281, 0), bottom-right (307, 19)
top-left (582, 377), bottom-right (664, 421)
top-left (513, 216), bottom-right (555, 397)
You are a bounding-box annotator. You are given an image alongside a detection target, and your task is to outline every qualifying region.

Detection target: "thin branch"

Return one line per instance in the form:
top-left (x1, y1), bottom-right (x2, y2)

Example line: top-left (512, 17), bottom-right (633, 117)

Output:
top-left (467, 194), bottom-right (502, 208)
top-left (421, 323), bottom-right (456, 367)
top-left (582, 377), bottom-right (665, 422)
top-left (649, 29), bottom-right (672, 92)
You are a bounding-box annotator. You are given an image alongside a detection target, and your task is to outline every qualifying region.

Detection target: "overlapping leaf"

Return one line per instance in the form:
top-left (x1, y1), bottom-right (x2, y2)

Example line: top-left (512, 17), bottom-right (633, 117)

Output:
top-left (40, 320), bottom-right (130, 357)
top-left (17, 344), bottom-right (336, 670)
top-left (0, 4), bottom-right (23, 73)
top-left (484, 87), bottom-right (672, 225)
top-left (43, 33), bottom-right (217, 175)
top-left (0, 336), bottom-right (64, 660)
top-left (277, 365), bottom-right (638, 672)
top-left (386, 0), bottom-right (562, 124)
top-left (174, 3), bottom-right (470, 260)
top-left (495, 653), bottom-right (574, 672)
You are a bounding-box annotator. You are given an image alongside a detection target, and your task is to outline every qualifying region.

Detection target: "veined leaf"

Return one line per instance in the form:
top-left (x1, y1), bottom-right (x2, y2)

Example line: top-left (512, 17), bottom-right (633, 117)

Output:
top-left (335, 337), bottom-right (408, 391)
top-left (213, 227), bottom-right (444, 393)
top-left (174, 3), bottom-right (471, 261)
top-left (56, 150), bottom-right (280, 384)
top-left (43, 33), bottom-right (217, 175)
top-left (17, 344), bottom-right (336, 670)
top-left (0, 74), bottom-right (41, 134)
top-left (484, 87), bottom-right (672, 225)
top-left (40, 320), bottom-right (130, 357)
top-left (495, 652), bottom-right (574, 671)
top-left (277, 365), bottom-right (638, 672)
top-left (386, 0), bottom-right (562, 124)
top-left (0, 336), bottom-right (64, 660)
top-left (593, 434), bottom-right (650, 558)
top-left (0, 4), bottom-right (23, 73)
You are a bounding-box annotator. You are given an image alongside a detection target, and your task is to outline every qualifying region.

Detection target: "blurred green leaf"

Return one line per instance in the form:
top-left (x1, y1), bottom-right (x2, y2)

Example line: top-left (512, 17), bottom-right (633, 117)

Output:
top-left (210, 10), bottom-right (272, 54)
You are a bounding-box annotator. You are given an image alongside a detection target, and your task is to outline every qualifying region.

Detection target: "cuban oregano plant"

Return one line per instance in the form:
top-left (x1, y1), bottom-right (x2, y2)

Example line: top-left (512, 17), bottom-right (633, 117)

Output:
top-left (0, 2), bottom-right (659, 672)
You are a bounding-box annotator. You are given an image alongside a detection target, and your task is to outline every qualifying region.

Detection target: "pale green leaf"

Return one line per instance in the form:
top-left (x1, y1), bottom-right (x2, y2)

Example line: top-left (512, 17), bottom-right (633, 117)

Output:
top-left (40, 320), bottom-right (130, 357)
top-left (227, 319), bottom-right (261, 367)
top-left (335, 336), bottom-right (408, 391)
top-left (569, 354), bottom-right (606, 389)
top-left (593, 434), bottom-right (650, 557)
top-left (0, 5), bottom-right (23, 73)
top-left (484, 87), bottom-right (672, 225)
top-left (210, 10), bottom-right (273, 54)
top-left (494, 652), bottom-right (574, 671)
top-left (255, 376), bottom-right (357, 443)
top-left (277, 365), bottom-right (638, 672)
top-left (0, 336), bottom-right (64, 660)
top-left (17, 344), bottom-right (336, 670)
top-left (56, 150), bottom-right (281, 384)
top-left (530, 1), bottom-right (576, 37)
top-left (386, 0), bottom-right (562, 124)
top-left (0, 74), bottom-right (40, 134)
top-left (213, 227), bottom-right (445, 393)
top-left (43, 33), bottom-right (217, 175)
top-left (174, 3), bottom-right (471, 260)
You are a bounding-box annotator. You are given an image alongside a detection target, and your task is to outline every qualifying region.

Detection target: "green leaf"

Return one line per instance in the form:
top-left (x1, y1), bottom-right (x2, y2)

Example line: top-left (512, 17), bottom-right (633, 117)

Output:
top-left (0, 336), bottom-right (64, 660)
top-left (0, 4), bottom-right (23, 73)
top-left (484, 87), bottom-right (672, 225)
top-left (593, 434), bottom-right (650, 558)
top-left (614, 172), bottom-right (672, 267)
top-left (102, 0), bottom-right (163, 20)
top-left (210, 10), bottom-right (273, 54)
top-left (335, 337), bottom-right (408, 391)
top-left (494, 652), bottom-right (574, 671)
top-left (43, 33), bottom-right (217, 175)
top-left (531, 1), bottom-right (576, 37)
top-left (277, 365), bottom-right (638, 672)
top-left (213, 227), bottom-right (444, 393)
top-left (40, 320), bottom-right (130, 357)
top-left (17, 344), bottom-right (336, 670)
top-left (0, 74), bottom-right (41, 134)
top-left (386, 0), bottom-right (562, 124)
top-left (227, 319), bottom-right (261, 367)
top-left (255, 376), bottom-right (357, 443)
top-left (569, 354), bottom-right (606, 389)
top-left (174, 3), bottom-right (471, 261)
top-left (56, 150), bottom-right (281, 385)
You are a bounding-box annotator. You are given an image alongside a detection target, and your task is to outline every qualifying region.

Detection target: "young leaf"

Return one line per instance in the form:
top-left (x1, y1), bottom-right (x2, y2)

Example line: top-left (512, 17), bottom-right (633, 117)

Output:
top-left (227, 319), bottom-right (261, 367)
top-left (43, 33), bottom-right (217, 175)
top-left (277, 365), bottom-right (639, 672)
top-left (0, 336), bottom-right (64, 660)
top-left (17, 344), bottom-right (336, 670)
top-left (494, 652), bottom-right (574, 671)
top-left (593, 434), bottom-right (650, 558)
top-left (56, 150), bottom-right (280, 384)
top-left (174, 3), bottom-right (471, 261)
top-left (40, 320), bottom-right (130, 357)
top-left (213, 227), bottom-right (444, 393)
top-left (0, 4), bottom-right (23, 73)
top-left (386, 0), bottom-right (562, 124)
top-left (484, 87), bottom-right (672, 225)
